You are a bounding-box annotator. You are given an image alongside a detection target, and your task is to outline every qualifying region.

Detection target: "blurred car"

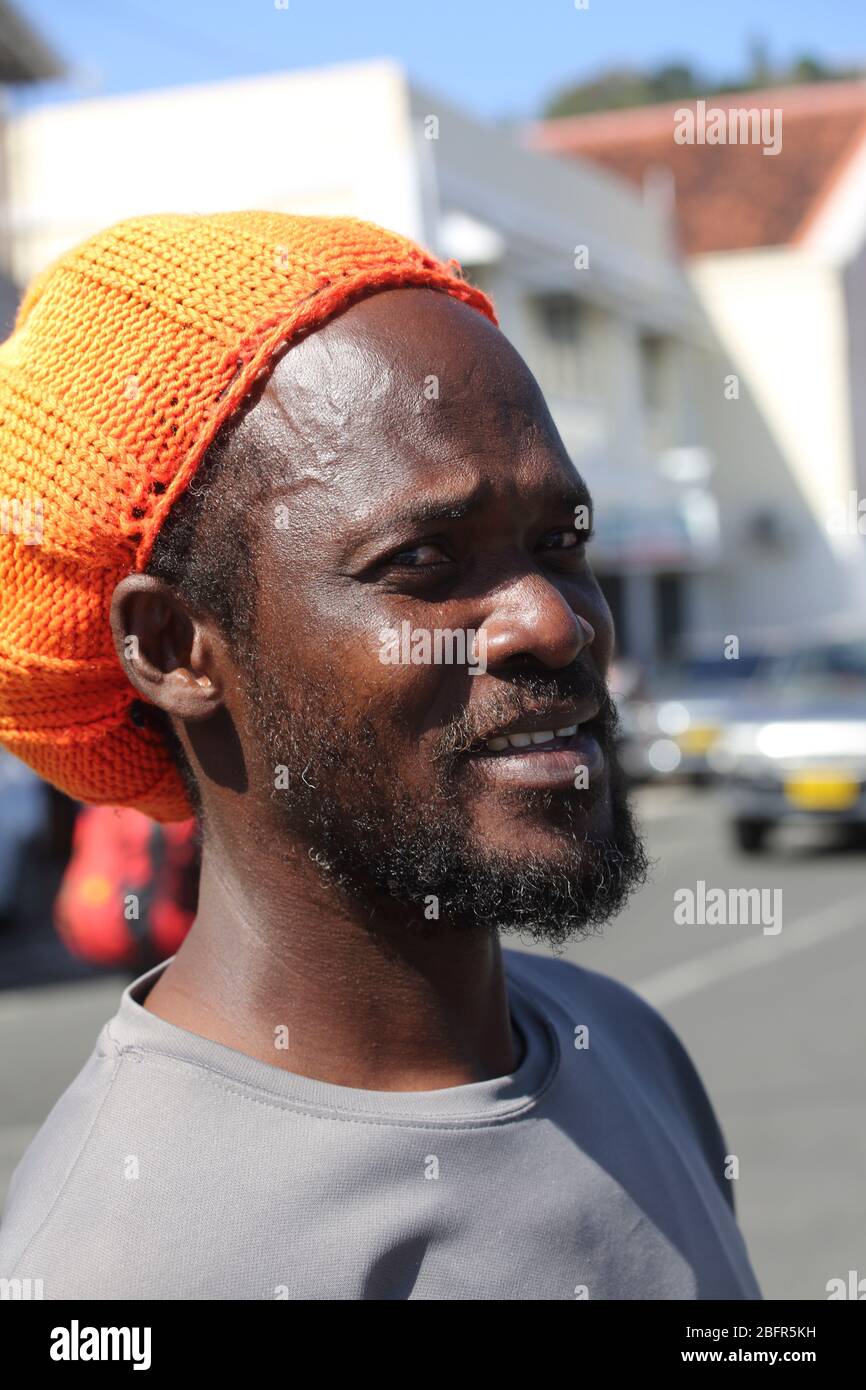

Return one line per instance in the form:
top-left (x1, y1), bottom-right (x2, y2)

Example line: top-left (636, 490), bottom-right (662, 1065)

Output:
top-left (617, 651), bottom-right (770, 783)
top-left (709, 637), bottom-right (866, 852)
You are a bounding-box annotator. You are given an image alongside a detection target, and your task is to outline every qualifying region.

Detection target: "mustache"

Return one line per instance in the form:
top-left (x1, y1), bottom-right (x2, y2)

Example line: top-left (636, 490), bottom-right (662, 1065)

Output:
top-left (434, 663), bottom-right (619, 760)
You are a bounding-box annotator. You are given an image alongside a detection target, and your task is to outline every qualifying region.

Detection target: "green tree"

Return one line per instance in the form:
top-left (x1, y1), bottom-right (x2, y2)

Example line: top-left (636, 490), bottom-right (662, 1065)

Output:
top-left (542, 49), bottom-right (864, 119)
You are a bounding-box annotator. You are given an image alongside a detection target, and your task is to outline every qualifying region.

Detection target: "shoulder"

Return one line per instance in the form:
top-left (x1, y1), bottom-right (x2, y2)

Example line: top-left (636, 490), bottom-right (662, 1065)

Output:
top-left (505, 945), bottom-right (672, 1040)
top-left (504, 948), bottom-right (736, 1213)
top-left (0, 1034), bottom-right (123, 1292)
top-left (1, 1023), bottom-right (239, 1298)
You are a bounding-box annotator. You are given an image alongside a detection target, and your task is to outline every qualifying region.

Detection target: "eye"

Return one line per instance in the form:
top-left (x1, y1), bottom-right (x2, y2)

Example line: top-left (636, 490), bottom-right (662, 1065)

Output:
top-left (538, 527), bottom-right (586, 552)
top-left (388, 541), bottom-right (451, 568)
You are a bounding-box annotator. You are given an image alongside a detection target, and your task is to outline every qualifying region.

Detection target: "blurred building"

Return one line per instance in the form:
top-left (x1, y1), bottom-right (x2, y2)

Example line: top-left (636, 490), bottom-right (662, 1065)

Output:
top-left (0, 0), bottom-right (61, 333)
top-left (527, 82), bottom-right (866, 644)
top-left (4, 58), bottom-right (842, 666)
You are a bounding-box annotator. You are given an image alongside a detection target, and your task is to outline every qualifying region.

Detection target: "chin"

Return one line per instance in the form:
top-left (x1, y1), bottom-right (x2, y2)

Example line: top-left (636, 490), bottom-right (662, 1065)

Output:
top-left (473, 782), bottom-right (615, 850)
top-left (470, 831), bottom-right (616, 885)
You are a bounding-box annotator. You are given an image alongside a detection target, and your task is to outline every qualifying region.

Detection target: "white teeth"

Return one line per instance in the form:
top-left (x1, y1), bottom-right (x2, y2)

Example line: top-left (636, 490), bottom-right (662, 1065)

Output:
top-left (483, 723), bottom-right (579, 751)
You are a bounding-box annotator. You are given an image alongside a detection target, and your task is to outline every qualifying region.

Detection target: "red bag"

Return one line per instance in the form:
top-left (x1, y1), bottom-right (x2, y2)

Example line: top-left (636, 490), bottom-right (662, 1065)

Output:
top-left (54, 806), bottom-right (198, 968)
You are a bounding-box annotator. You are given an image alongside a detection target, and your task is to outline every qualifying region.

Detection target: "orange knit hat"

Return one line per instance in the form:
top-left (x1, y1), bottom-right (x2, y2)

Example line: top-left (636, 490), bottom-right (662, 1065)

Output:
top-left (0, 211), bottom-right (498, 821)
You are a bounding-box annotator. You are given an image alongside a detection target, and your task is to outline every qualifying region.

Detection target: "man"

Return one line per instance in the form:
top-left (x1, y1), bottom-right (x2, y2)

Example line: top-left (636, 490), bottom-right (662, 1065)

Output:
top-left (0, 212), bottom-right (761, 1300)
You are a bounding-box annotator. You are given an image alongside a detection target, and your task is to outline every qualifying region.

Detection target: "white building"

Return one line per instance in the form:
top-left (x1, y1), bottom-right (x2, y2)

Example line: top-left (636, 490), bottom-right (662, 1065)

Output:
top-left (5, 58), bottom-right (785, 668)
top-left (528, 82), bottom-right (866, 647)
top-left (0, 0), bottom-right (62, 332)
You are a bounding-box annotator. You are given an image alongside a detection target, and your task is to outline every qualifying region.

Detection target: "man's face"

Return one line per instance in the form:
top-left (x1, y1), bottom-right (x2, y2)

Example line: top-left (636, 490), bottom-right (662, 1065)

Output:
top-left (220, 286), bottom-right (646, 946)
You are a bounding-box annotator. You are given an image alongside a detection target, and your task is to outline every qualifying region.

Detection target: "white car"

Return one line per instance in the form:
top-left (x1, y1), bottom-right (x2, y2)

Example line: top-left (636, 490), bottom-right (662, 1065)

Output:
top-left (615, 653), bottom-right (769, 784)
top-left (710, 639), bottom-right (866, 852)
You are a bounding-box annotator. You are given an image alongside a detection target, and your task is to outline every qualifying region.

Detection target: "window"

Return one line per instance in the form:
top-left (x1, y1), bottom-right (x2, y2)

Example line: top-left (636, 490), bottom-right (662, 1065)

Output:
top-left (640, 333), bottom-right (667, 412)
top-left (533, 293), bottom-right (581, 345)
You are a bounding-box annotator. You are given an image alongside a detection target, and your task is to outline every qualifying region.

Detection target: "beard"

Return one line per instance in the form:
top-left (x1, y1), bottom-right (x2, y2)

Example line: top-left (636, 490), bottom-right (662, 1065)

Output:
top-left (241, 652), bottom-right (649, 952)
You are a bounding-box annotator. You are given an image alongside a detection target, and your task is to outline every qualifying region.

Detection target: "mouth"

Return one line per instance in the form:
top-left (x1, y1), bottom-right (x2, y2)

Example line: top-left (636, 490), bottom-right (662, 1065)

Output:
top-left (462, 705), bottom-right (607, 791)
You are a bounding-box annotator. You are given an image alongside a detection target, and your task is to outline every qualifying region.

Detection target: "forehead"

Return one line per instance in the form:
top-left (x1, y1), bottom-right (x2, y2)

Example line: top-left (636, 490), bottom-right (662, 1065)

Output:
top-left (247, 285), bottom-right (581, 508)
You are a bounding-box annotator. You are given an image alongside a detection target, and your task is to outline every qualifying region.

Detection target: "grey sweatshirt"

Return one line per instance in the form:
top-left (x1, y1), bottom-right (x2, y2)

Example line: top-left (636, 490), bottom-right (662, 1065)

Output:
top-left (0, 947), bottom-right (762, 1300)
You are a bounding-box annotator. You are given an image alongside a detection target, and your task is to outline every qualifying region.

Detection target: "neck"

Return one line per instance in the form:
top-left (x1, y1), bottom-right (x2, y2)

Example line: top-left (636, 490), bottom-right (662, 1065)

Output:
top-left (143, 810), bottom-right (521, 1091)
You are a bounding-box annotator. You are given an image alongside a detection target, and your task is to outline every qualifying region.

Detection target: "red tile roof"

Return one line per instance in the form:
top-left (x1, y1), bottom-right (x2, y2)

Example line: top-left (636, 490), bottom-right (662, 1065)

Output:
top-left (525, 82), bottom-right (866, 255)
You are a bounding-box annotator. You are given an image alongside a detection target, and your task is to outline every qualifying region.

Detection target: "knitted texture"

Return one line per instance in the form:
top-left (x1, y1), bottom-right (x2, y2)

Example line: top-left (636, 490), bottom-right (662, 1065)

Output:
top-left (0, 211), bottom-right (498, 820)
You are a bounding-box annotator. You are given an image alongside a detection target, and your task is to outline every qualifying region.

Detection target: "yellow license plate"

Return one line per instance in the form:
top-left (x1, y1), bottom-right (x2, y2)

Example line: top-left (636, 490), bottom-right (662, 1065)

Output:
top-left (677, 725), bottom-right (720, 754)
top-left (784, 771), bottom-right (860, 810)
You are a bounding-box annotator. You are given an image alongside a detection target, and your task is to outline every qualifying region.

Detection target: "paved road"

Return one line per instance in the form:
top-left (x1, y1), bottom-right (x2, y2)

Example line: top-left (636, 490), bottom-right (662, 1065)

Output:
top-left (1, 783), bottom-right (864, 1299)
top-left (508, 782), bottom-right (866, 1301)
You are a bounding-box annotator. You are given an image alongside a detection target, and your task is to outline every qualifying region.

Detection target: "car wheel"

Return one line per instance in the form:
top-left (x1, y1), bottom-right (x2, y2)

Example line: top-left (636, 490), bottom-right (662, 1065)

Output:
top-left (732, 818), bottom-right (770, 853)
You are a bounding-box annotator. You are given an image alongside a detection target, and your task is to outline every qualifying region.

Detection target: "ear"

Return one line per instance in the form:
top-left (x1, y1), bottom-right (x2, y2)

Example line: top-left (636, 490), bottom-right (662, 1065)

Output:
top-left (110, 574), bottom-right (226, 722)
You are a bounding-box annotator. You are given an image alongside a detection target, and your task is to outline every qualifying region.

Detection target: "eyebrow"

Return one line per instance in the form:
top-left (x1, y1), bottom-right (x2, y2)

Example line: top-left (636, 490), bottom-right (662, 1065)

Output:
top-left (377, 482), bottom-right (593, 532)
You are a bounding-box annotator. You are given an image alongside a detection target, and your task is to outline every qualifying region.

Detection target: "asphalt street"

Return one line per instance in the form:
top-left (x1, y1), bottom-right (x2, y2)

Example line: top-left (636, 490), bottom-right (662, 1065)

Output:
top-left (1, 782), bottom-right (863, 1300)
top-left (508, 782), bottom-right (866, 1301)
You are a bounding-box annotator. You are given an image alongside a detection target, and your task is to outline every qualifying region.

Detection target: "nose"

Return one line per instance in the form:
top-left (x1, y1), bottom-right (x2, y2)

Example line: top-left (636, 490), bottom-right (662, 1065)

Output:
top-left (478, 577), bottom-right (596, 671)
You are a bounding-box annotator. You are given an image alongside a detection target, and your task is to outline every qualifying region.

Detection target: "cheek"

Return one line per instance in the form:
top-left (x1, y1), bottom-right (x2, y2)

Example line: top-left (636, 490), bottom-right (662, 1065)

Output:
top-left (358, 634), bottom-right (473, 741)
top-left (260, 586), bottom-right (465, 739)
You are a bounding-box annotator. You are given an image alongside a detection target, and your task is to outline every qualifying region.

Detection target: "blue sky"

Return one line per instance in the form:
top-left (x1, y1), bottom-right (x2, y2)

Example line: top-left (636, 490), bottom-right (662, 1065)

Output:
top-left (13, 0), bottom-right (866, 120)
